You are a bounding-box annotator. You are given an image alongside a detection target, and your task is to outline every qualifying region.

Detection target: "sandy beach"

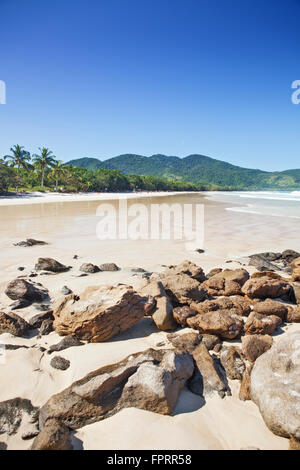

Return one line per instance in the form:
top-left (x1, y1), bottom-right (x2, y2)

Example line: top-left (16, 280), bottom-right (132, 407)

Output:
top-left (0, 191), bottom-right (299, 450)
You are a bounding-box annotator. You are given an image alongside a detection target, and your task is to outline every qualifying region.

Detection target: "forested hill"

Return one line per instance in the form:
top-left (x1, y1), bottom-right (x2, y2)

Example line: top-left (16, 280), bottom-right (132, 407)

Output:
top-left (66, 154), bottom-right (300, 190)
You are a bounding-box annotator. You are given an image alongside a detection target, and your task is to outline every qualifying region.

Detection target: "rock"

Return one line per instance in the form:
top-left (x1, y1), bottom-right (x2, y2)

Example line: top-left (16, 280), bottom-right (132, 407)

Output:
top-left (202, 334), bottom-right (221, 351)
top-left (31, 418), bottom-right (72, 450)
top-left (187, 309), bottom-right (243, 339)
top-left (163, 260), bottom-right (206, 282)
top-left (239, 365), bottom-right (253, 401)
top-left (14, 238), bottom-right (48, 247)
top-left (195, 248), bottom-right (205, 254)
top-left (0, 398), bottom-right (39, 436)
top-left (39, 318), bottom-right (53, 335)
top-left (157, 273), bottom-right (207, 306)
top-left (50, 356), bottom-right (70, 370)
top-left (61, 286), bottom-right (72, 295)
top-left (167, 331), bottom-right (202, 353)
top-left (248, 254), bottom-right (282, 272)
top-left (220, 346), bottom-right (245, 380)
top-left (253, 299), bottom-right (288, 320)
top-left (191, 296), bottom-right (251, 317)
top-left (250, 271), bottom-right (286, 280)
top-left (173, 306), bottom-right (198, 326)
top-left (53, 285), bottom-right (154, 342)
top-left (152, 296), bottom-right (176, 331)
top-left (241, 277), bottom-right (291, 299)
top-left (292, 267), bottom-right (300, 282)
top-left (206, 268), bottom-right (223, 279)
top-left (242, 335), bottom-right (273, 362)
top-left (35, 258), bottom-right (70, 273)
top-left (79, 263), bottom-right (100, 274)
top-left (17, 267), bottom-right (25, 271)
top-left (287, 307), bottom-right (300, 323)
top-left (291, 283), bottom-right (300, 304)
top-left (189, 343), bottom-right (227, 398)
top-left (290, 257), bottom-right (300, 268)
top-left (48, 336), bottom-right (83, 354)
top-left (5, 279), bottom-right (49, 302)
top-left (0, 442), bottom-right (7, 450)
top-left (281, 249), bottom-right (300, 264)
top-left (0, 312), bottom-right (30, 337)
top-left (28, 310), bottom-right (54, 329)
top-left (39, 348), bottom-right (193, 429)
top-left (250, 330), bottom-right (300, 439)
top-left (99, 263), bottom-right (119, 271)
top-left (244, 312), bottom-right (282, 335)
top-left (289, 437), bottom-right (300, 450)
top-left (202, 269), bottom-right (249, 296)
top-left (131, 267), bottom-right (146, 273)
top-left (10, 299), bottom-right (31, 310)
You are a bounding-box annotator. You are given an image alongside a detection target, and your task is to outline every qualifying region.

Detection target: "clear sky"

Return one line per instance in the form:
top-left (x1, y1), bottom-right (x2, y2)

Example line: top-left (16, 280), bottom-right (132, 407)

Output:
top-left (0, 0), bottom-right (299, 170)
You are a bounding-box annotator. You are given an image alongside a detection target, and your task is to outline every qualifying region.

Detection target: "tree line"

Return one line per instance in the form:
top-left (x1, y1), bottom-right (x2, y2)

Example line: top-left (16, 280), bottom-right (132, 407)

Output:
top-left (0, 145), bottom-right (212, 194)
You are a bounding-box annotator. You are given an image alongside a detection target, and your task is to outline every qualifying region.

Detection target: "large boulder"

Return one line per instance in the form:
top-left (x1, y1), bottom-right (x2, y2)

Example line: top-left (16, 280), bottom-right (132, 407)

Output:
top-left (287, 307), bottom-right (300, 323)
top-left (191, 296), bottom-right (251, 317)
top-left (5, 279), bottom-right (49, 302)
top-left (187, 309), bottom-right (243, 339)
top-left (53, 285), bottom-right (154, 342)
top-left (162, 260), bottom-right (206, 282)
top-left (0, 312), bottom-right (30, 337)
top-left (139, 280), bottom-right (176, 330)
top-left (241, 334), bottom-right (273, 362)
top-left (173, 306), bottom-right (198, 326)
top-left (35, 258), bottom-right (70, 273)
top-left (252, 299), bottom-right (288, 320)
top-left (32, 418), bottom-right (72, 450)
top-left (244, 312), bottom-right (282, 335)
top-left (242, 277), bottom-right (291, 299)
top-left (167, 331), bottom-right (202, 354)
top-left (250, 330), bottom-right (300, 439)
top-left (38, 348), bottom-right (194, 430)
top-left (220, 346), bottom-right (245, 380)
top-left (202, 269), bottom-right (249, 296)
top-left (156, 273), bottom-right (207, 306)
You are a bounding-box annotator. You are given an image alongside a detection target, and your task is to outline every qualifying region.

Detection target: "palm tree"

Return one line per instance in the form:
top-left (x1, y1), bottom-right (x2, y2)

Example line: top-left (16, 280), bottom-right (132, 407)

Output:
top-left (4, 145), bottom-right (31, 191)
top-left (32, 147), bottom-right (56, 188)
top-left (50, 160), bottom-right (66, 191)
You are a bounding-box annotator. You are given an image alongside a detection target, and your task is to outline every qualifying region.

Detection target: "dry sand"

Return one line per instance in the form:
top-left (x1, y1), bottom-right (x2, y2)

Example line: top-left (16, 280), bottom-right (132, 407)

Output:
top-left (0, 191), bottom-right (299, 450)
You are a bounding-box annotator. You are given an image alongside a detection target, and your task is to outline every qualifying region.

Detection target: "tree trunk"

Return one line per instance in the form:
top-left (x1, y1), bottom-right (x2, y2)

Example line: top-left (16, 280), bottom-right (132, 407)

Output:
top-left (41, 168), bottom-right (44, 188)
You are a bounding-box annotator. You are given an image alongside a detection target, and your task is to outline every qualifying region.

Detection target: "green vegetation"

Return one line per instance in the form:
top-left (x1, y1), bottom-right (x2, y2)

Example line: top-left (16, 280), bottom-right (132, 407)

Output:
top-left (67, 154), bottom-right (300, 190)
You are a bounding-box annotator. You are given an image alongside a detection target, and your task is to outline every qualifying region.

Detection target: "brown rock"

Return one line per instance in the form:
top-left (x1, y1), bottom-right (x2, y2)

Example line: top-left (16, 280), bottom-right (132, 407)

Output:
top-left (242, 334), bottom-right (273, 362)
top-left (139, 280), bottom-right (176, 329)
top-left (220, 346), bottom-right (245, 380)
top-left (35, 257), bottom-right (70, 273)
top-left (239, 365), bottom-right (253, 401)
top-left (202, 334), bottom-right (221, 351)
top-left (32, 418), bottom-right (73, 450)
top-left (250, 271), bottom-right (286, 280)
top-left (5, 278), bottom-right (49, 302)
top-left (289, 437), bottom-right (300, 450)
top-left (164, 260), bottom-right (206, 282)
top-left (158, 273), bottom-right (207, 306)
top-left (287, 307), bottom-right (300, 323)
top-left (167, 331), bottom-right (201, 353)
top-left (292, 267), bottom-right (300, 282)
top-left (292, 283), bottom-right (300, 304)
top-left (281, 249), bottom-right (300, 264)
top-left (173, 306), bottom-right (197, 326)
top-left (202, 269), bottom-right (249, 296)
top-left (53, 285), bottom-right (154, 342)
top-left (290, 257), bottom-right (300, 268)
top-left (0, 312), bottom-right (30, 337)
top-left (99, 263), bottom-right (119, 271)
top-left (79, 263), bottom-right (100, 273)
top-left (191, 296), bottom-right (251, 317)
top-left (253, 299), bottom-right (288, 320)
top-left (206, 268), bottom-right (223, 279)
top-left (244, 312), bottom-right (282, 335)
top-left (187, 309), bottom-right (243, 339)
top-left (242, 277), bottom-right (291, 299)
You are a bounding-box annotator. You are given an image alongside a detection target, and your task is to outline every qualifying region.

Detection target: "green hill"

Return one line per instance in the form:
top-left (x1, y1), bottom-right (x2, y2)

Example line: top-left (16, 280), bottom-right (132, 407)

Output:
top-left (66, 154), bottom-right (300, 190)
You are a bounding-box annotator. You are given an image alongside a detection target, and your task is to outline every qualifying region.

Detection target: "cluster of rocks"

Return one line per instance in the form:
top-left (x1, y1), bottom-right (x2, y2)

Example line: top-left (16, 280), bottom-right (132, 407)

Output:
top-left (1, 255), bottom-right (300, 450)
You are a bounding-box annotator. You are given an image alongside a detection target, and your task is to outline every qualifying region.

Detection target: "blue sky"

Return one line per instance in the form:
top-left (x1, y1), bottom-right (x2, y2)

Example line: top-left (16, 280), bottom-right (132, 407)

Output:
top-left (0, 0), bottom-right (299, 170)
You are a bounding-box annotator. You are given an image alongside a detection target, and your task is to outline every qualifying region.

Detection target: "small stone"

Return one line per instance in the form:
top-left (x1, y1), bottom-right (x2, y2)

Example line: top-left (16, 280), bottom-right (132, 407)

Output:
top-left (61, 286), bottom-right (72, 295)
top-left (99, 263), bottom-right (120, 271)
top-left (39, 319), bottom-right (53, 335)
top-left (50, 356), bottom-right (70, 370)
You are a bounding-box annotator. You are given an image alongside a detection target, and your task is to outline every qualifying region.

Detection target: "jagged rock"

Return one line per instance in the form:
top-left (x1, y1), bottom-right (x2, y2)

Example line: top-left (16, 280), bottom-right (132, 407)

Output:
top-left (220, 346), bottom-right (245, 380)
top-left (173, 306), bottom-right (198, 326)
top-left (38, 348), bottom-right (193, 430)
top-left (202, 334), bottom-right (221, 351)
top-left (0, 398), bottom-right (39, 436)
top-left (53, 285), bottom-right (155, 342)
top-left (156, 273), bottom-right (207, 306)
top-left (289, 437), bottom-right (300, 450)
top-left (35, 258), bottom-right (70, 273)
top-left (244, 312), bottom-right (282, 335)
top-left (242, 277), bottom-right (291, 299)
top-left (163, 260), bottom-right (206, 282)
top-left (292, 267), bottom-right (300, 282)
top-left (167, 331), bottom-right (202, 353)
top-left (188, 343), bottom-right (227, 398)
top-left (253, 299), bottom-right (288, 320)
top-left (139, 280), bottom-right (176, 329)
top-left (239, 365), bottom-right (253, 401)
top-left (251, 330), bottom-right (300, 439)
top-left (79, 263), bottom-right (100, 274)
top-left (39, 318), bottom-right (53, 335)
top-left (242, 334), bottom-right (273, 362)
top-left (10, 299), bottom-right (31, 310)
top-left (50, 356), bottom-right (70, 370)
top-left (28, 310), bottom-right (54, 329)
top-left (14, 238), bottom-right (48, 247)
top-left (5, 279), bottom-right (49, 302)
top-left (99, 263), bottom-right (119, 271)
top-left (61, 286), bottom-right (72, 295)
top-left (0, 312), bottom-right (30, 337)
top-left (191, 296), bottom-right (251, 317)
top-left (48, 336), bottom-right (83, 354)
top-left (187, 309), bottom-right (243, 339)
top-left (32, 418), bottom-right (72, 450)
top-left (287, 307), bottom-right (300, 323)
top-left (248, 254), bottom-right (282, 272)
top-left (202, 269), bottom-right (249, 296)
top-left (206, 268), bottom-right (223, 279)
